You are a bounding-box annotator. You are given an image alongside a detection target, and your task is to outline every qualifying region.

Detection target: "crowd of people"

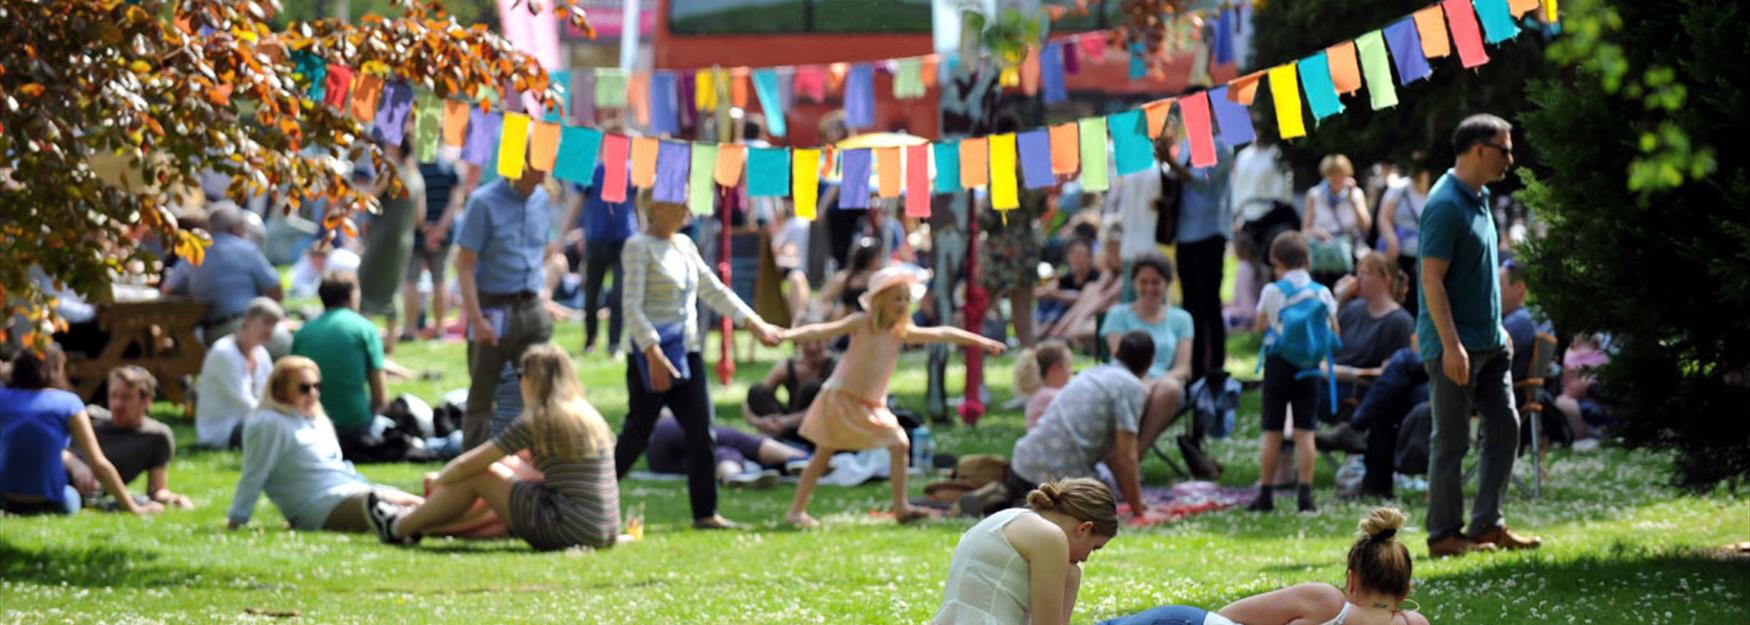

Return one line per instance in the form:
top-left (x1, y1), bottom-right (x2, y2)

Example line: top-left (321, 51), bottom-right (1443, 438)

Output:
top-left (1, 111), bottom-right (1620, 622)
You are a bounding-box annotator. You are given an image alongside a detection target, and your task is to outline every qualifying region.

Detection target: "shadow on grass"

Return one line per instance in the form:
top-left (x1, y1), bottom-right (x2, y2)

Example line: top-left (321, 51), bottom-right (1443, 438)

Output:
top-left (0, 537), bottom-right (229, 589)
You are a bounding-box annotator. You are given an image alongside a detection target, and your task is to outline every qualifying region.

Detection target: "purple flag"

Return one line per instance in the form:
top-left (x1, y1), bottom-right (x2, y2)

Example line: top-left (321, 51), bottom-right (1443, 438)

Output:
top-left (372, 81), bottom-right (415, 146)
top-left (460, 109), bottom-right (502, 166)
top-left (844, 64), bottom-right (876, 129)
top-left (1208, 85), bottom-right (1256, 148)
top-left (1063, 39), bottom-right (1080, 75)
top-left (839, 148), bottom-right (871, 209)
top-left (572, 69), bottom-right (596, 124)
top-left (1214, 9), bottom-right (1237, 65)
top-left (650, 72), bottom-right (678, 136)
top-left (675, 73), bottom-right (696, 132)
top-left (1017, 129), bottom-right (1054, 190)
top-left (654, 141), bottom-right (691, 204)
top-left (1384, 19), bottom-right (1433, 85)
top-left (1040, 43), bottom-right (1068, 104)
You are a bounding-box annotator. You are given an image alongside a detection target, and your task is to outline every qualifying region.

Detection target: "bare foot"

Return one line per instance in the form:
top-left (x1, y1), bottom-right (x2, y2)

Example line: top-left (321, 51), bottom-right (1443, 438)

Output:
top-left (785, 512), bottom-right (821, 529)
top-left (894, 507), bottom-right (930, 524)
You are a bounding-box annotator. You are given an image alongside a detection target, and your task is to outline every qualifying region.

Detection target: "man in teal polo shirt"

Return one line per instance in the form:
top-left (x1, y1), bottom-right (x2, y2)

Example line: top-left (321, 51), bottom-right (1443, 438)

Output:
top-left (1418, 114), bottom-right (1542, 557)
top-left (292, 271), bottom-right (386, 439)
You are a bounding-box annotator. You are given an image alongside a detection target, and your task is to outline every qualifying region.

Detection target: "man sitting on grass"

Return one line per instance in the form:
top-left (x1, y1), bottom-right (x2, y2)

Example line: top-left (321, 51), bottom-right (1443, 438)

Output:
top-left (65, 366), bottom-right (193, 509)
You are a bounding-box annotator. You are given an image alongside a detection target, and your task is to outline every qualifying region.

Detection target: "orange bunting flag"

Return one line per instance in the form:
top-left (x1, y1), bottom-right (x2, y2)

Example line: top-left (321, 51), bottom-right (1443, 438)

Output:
top-left (1509, 0), bottom-right (1539, 18)
top-left (1229, 71), bottom-right (1265, 105)
top-left (1413, 6), bottom-right (1452, 58)
top-left (629, 72), bottom-right (651, 126)
top-left (631, 136), bottom-right (660, 188)
top-left (731, 68), bottom-right (751, 109)
top-left (1049, 122), bottom-right (1080, 175)
top-left (1443, 0), bottom-right (1492, 69)
top-left (959, 137), bottom-right (989, 189)
top-left (1021, 47), bottom-right (1042, 96)
top-left (876, 147), bottom-right (903, 199)
top-left (442, 99), bottom-right (471, 148)
top-left (351, 74), bottom-right (384, 122)
top-left (1143, 99), bottom-right (1175, 138)
top-left (1326, 42), bottom-right (1363, 95)
top-left (715, 144), bottom-right (746, 187)
top-left (528, 120), bottom-right (561, 172)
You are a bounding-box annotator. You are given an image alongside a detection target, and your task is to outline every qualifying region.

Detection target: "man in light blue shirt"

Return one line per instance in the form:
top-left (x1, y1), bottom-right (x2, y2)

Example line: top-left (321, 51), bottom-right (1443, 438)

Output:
top-left (1165, 137), bottom-right (1234, 382)
top-left (163, 204), bottom-right (290, 355)
top-left (454, 164), bottom-right (554, 448)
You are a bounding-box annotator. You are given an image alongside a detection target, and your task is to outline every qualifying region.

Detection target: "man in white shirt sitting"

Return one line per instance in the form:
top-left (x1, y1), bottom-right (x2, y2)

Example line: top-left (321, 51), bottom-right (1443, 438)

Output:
top-left (194, 297), bottom-right (281, 448)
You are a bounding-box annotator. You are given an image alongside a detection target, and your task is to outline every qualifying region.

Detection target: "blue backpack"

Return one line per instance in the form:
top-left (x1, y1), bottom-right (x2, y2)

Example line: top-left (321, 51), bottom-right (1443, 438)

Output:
top-left (1256, 278), bottom-right (1343, 407)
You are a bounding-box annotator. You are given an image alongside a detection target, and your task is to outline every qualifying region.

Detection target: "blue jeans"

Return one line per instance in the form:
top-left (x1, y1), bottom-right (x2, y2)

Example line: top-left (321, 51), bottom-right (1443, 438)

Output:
top-left (1100, 606), bottom-right (1210, 625)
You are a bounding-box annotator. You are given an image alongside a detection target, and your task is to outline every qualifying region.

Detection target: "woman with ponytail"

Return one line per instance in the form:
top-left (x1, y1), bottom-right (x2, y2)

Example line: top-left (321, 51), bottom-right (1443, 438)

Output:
top-left (934, 478), bottom-right (1118, 625)
top-left (1013, 340), bottom-right (1075, 428)
top-left (1098, 507), bottom-right (1429, 625)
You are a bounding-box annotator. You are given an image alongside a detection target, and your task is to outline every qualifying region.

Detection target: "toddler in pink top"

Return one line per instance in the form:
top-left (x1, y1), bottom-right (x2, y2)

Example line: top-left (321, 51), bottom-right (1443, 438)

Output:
top-left (780, 266), bottom-right (1006, 528)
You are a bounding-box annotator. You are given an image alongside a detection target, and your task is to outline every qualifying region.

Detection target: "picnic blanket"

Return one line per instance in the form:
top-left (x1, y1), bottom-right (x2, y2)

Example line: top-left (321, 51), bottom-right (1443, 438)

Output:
top-left (1120, 481), bottom-right (1255, 527)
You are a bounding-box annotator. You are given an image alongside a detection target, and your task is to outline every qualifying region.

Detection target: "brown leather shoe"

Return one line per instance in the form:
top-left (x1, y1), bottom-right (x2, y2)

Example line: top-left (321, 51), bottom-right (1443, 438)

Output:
top-left (1473, 525), bottom-right (1542, 550)
top-left (1428, 535), bottom-right (1498, 558)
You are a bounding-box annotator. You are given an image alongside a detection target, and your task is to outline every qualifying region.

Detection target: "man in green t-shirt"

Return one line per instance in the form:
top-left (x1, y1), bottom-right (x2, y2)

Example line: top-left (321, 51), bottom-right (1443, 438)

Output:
top-left (292, 271), bottom-right (386, 436)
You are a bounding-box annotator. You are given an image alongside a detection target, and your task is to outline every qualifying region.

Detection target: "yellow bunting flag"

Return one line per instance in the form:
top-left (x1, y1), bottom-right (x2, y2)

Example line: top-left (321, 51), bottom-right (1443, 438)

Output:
top-left (792, 148), bottom-right (820, 219)
top-left (695, 69), bottom-right (717, 112)
top-left (1545, 0), bottom-right (1558, 23)
top-left (631, 137), bottom-right (660, 188)
top-left (528, 120), bottom-right (560, 172)
top-left (1268, 64), bottom-right (1307, 140)
top-left (989, 133), bottom-right (1019, 212)
top-left (496, 113), bottom-right (530, 180)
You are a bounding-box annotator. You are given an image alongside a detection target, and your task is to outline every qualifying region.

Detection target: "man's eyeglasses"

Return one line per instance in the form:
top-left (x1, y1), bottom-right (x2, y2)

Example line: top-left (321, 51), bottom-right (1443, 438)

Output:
top-left (299, 382), bottom-right (323, 394)
top-left (1482, 142), bottom-right (1513, 157)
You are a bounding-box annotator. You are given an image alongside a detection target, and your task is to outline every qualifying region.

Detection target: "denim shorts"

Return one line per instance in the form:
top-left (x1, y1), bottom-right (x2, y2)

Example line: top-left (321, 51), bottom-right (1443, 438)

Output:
top-left (1099, 606), bottom-right (1236, 625)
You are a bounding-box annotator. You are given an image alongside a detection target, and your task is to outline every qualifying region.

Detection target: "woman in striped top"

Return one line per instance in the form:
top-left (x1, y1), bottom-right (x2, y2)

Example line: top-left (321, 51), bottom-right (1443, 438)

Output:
top-left (613, 191), bottom-right (783, 530)
top-left (370, 344), bottom-right (621, 550)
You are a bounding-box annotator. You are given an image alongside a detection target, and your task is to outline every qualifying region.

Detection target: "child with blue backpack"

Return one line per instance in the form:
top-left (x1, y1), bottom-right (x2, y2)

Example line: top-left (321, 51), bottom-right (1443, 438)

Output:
top-left (1248, 231), bottom-right (1342, 513)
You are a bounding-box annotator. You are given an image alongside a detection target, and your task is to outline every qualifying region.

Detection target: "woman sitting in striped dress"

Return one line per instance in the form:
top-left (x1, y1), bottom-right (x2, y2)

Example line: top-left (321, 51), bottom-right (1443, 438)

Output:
top-left (368, 343), bottom-right (620, 551)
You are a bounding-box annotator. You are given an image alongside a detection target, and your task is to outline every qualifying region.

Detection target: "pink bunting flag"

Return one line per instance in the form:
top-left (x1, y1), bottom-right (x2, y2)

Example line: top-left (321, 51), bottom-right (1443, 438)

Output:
top-left (905, 144), bottom-right (931, 218)
top-left (1180, 91), bottom-right (1218, 168)
top-left (1443, 0), bottom-right (1492, 69)
top-left (599, 134), bottom-right (631, 203)
top-left (794, 66), bottom-right (828, 103)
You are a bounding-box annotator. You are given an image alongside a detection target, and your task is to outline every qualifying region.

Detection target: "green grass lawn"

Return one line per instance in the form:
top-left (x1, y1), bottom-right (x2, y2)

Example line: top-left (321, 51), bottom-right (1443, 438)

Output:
top-left (2, 323), bottom-right (1745, 624)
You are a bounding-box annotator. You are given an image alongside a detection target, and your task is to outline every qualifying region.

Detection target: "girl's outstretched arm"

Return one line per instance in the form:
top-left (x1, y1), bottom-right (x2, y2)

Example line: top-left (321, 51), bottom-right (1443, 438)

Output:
top-left (781, 313), bottom-right (866, 344)
top-left (902, 324), bottom-right (1007, 353)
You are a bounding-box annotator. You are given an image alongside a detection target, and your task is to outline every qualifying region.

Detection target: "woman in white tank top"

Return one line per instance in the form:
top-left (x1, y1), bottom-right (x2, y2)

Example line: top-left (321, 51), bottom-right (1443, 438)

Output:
top-left (933, 478), bottom-right (1119, 625)
top-left (1096, 508), bottom-right (1430, 625)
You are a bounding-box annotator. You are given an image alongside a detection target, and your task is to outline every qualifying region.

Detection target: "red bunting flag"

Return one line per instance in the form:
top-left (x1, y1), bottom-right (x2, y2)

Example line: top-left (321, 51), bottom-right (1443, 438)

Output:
top-left (1180, 91), bottom-right (1218, 168)
top-left (1443, 0), bottom-right (1492, 69)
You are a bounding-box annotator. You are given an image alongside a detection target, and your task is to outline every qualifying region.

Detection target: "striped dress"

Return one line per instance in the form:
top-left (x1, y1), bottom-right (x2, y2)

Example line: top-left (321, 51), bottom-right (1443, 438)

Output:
top-left (492, 418), bottom-right (621, 551)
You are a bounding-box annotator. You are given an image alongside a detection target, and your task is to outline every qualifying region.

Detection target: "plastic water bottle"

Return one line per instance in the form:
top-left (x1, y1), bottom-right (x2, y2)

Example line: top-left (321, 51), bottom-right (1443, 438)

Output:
top-left (911, 427), bottom-right (934, 475)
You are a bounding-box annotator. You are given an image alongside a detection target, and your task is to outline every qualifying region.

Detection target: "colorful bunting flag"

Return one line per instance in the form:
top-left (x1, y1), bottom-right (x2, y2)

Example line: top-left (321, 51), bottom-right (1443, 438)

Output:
top-left (1443, 0), bottom-right (1492, 68)
top-left (1267, 64), bottom-right (1307, 140)
top-left (1049, 122), bottom-right (1080, 175)
top-left (1385, 19), bottom-right (1434, 85)
top-left (730, 68), bottom-right (750, 109)
top-left (751, 69), bottom-right (787, 138)
top-left (933, 141), bottom-right (960, 194)
top-left (497, 112), bottom-right (530, 180)
top-left (895, 58), bottom-right (925, 99)
top-left (1078, 117), bottom-right (1109, 192)
top-left (571, 69), bottom-right (595, 122)
top-left (1230, 71), bottom-right (1264, 105)
top-left (989, 133), bottom-right (1020, 211)
top-left (689, 143), bottom-right (718, 215)
top-left (546, 70), bottom-right (570, 121)
top-left (600, 134), bottom-right (630, 203)
top-left (1063, 41), bottom-right (1080, 75)
top-left (1473, 0), bottom-right (1522, 44)
top-left (1041, 43), bottom-right (1068, 104)
top-left (715, 144), bottom-right (746, 188)
top-left (461, 108), bottom-right (501, 166)
top-left (1326, 42), bottom-right (1362, 95)
top-left (1508, 0), bottom-right (1538, 18)
top-left (413, 93), bottom-right (442, 162)
top-left (351, 74), bottom-right (384, 122)
top-left (959, 138), bottom-right (989, 189)
top-left (792, 148), bottom-right (820, 219)
top-left (747, 147), bottom-right (789, 198)
top-left (1208, 85), bottom-right (1256, 148)
top-left (1179, 91), bottom-right (1218, 168)
top-left (1020, 48), bottom-right (1041, 96)
top-left (694, 69), bottom-right (717, 112)
top-left (528, 120), bottom-right (560, 172)
top-left (876, 147), bottom-right (902, 199)
top-left (1109, 110), bottom-right (1153, 176)
top-left (553, 125), bottom-right (603, 185)
top-left (840, 148), bottom-right (871, 209)
top-left (322, 64), bottom-right (353, 110)
top-left (1356, 31), bottom-right (1400, 110)
top-left (1213, 9), bottom-right (1238, 65)
top-left (1545, 0), bottom-right (1558, 23)
top-left (905, 144), bottom-right (931, 218)
top-left (1299, 52), bottom-right (1345, 122)
top-left (631, 137), bottom-right (660, 188)
top-left (794, 66), bottom-right (827, 103)
top-left (594, 68), bottom-right (627, 109)
top-left (1413, 6), bottom-right (1452, 58)
top-left (1143, 99), bottom-right (1175, 138)
top-left (845, 64), bottom-right (876, 129)
top-left (1017, 129), bottom-right (1054, 190)
top-left (372, 82), bottom-right (414, 146)
top-left (628, 71), bottom-right (649, 126)
top-left (649, 72), bottom-right (678, 136)
top-left (654, 141), bottom-right (690, 204)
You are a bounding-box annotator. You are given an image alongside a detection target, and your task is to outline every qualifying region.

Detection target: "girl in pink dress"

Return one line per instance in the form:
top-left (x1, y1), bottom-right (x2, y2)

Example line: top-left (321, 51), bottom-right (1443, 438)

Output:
top-left (781, 266), bottom-right (1006, 528)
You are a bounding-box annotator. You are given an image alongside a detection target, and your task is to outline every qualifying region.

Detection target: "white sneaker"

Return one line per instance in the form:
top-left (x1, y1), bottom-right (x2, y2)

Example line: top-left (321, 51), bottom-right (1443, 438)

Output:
top-left (1573, 438), bottom-right (1601, 452)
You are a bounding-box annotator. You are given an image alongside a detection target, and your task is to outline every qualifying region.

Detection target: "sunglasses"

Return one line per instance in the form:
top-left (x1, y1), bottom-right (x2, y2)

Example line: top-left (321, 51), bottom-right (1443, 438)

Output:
top-left (299, 382), bottom-right (323, 394)
top-left (1481, 142), bottom-right (1514, 157)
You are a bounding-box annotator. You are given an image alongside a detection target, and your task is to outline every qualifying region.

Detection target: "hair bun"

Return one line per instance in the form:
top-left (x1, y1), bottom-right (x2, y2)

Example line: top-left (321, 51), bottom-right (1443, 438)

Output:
top-left (1358, 507), bottom-right (1407, 540)
top-left (1025, 484), bottom-right (1061, 511)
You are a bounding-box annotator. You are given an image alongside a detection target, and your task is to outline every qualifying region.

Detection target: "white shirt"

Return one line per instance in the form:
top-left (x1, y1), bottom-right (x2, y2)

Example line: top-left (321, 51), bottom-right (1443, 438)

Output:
top-left (195, 335), bottom-right (271, 447)
top-left (933, 508), bottom-right (1037, 625)
top-left (1105, 166), bottom-right (1163, 260)
top-left (288, 248), bottom-right (360, 298)
top-left (1229, 144), bottom-right (1294, 222)
top-left (1306, 183), bottom-right (1367, 239)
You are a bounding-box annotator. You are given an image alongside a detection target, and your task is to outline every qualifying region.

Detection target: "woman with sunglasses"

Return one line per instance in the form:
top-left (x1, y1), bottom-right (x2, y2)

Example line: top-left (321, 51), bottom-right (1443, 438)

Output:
top-left (226, 356), bottom-right (423, 532)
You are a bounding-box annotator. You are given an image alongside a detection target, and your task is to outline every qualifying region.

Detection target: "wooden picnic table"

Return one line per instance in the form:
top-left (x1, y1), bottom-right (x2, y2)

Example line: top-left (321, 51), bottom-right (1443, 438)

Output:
top-left (63, 288), bottom-right (208, 405)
